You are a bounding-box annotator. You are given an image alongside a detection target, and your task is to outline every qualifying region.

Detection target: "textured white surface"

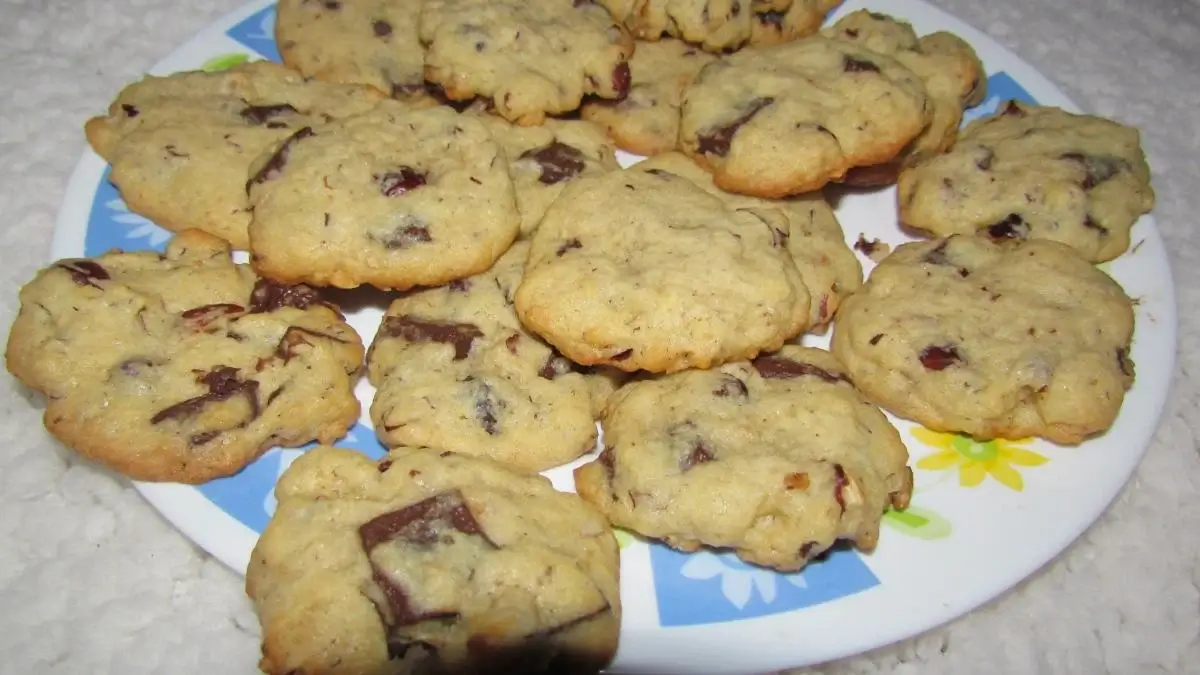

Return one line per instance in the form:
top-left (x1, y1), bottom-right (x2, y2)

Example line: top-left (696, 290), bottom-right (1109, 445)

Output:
top-left (1, 1), bottom-right (1198, 673)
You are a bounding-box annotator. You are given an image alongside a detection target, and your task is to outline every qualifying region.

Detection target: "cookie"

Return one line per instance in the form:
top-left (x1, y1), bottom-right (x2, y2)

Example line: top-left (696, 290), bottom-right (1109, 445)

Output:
top-left (248, 101), bottom-right (520, 290)
top-left (4, 230), bottom-right (364, 484)
top-left (515, 167), bottom-right (811, 373)
top-left (678, 36), bottom-right (933, 198)
top-left (631, 152), bottom-right (860, 329)
top-left (599, 0), bottom-right (838, 53)
top-left (831, 235), bottom-right (1136, 444)
top-left (580, 38), bottom-right (716, 157)
top-left (247, 446), bottom-right (621, 675)
top-left (574, 345), bottom-right (912, 571)
top-left (367, 241), bottom-right (623, 473)
top-left (466, 105), bottom-right (621, 237)
top-left (84, 61), bottom-right (386, 249)
top-left (822, 10), bottom-right (985, 185)
top-left (897, 101), bottom-right (1156, 262)
top-left (418, 0), bottom-right (635, 125)
top-left (275, 0), bottom-right (431, 101)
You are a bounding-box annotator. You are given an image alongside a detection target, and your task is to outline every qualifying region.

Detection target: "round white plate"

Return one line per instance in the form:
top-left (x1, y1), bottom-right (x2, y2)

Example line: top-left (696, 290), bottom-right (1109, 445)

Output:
top-left (50, 1), bottom-right (1176, 672)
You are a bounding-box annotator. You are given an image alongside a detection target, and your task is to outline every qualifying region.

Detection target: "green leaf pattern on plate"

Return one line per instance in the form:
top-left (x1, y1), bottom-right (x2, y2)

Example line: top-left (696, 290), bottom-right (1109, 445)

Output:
top-left (882, 505), bottom-right (952, 540)
top-left (201, 52), bottom-right (250, 72)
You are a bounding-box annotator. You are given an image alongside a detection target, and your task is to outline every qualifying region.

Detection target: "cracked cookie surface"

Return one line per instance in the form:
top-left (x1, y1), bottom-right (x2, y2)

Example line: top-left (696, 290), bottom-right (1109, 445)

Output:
top-left (247, 446), bottom-right (620, 675)
top-left (574, 345), bottom-right (912, 571)
top-left (418, 0), bottom-right (634, 125)
top-left (599, 0), bottom-right (839, 52)
top-left (679, 35), bottom-right (932, 197)
top-left (367, 242), bottom-right (623, 473)
top-left (515, 166), bottom-right (811, 374)
top-left (831, 235), bottom-right (1136, 444)
top-left (630, 152), bottom-right (860, 330)
top-left (84, 61), bottom-right (385, 249)
top-left (247, 101), bottom-right (519, 290)
top-left (5, 230), bottom-right (363, 483)
top-left (897, 101), bottom-right (1155, 262)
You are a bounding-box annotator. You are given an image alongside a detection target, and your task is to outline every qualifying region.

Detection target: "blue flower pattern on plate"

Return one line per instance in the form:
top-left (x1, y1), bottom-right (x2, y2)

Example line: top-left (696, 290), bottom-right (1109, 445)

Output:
top-left (650, 545), bottom-right (879, 626)
top-left (84, 168), bottom-right (172, 257)
top-left (197, 422), bottom-right (387, 534)
top-left (961, 71), bottom-right (1037, 126)
top-left (226, 6), bottom-right (282, 63)
top-left (84, 10), bottom-right (1041, 621)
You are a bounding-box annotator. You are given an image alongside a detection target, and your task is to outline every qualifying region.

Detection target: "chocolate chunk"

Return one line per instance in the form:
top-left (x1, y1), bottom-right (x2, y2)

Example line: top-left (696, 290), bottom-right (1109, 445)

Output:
top-left (999, 101), bottom-right (1025, 117)
top-left (844, 28), bottom-right (860, 38)
top-left (377, 167), bottom-right (427, 197)
top-left (265, 386), bottom-right (286, 407)
top-left (696, 97), bottom-right (774, 157)
top-left (919, 344), bottom-right (961, 371)
top-left (758, 10), bottom-right (784, 26)
top-left (150, 365), bottom-right (260, 426)
top-left (1082, 215), bottom-right (1108, 234)
top-left (360, 490), bottom-right (493, 551)
top-left (752, 355), bottom-right (850, 384)
top-left (448, 278), bottom-right (471, 292)
top-left (248, 279), bottom-right (322, 313)
top-left (1060, 153), bottom-right (1129, 190)
top-left (520, 142), bottom-right (586, 185)
top-left (121, 104), bottom-right (139, 117)
top-left (1116, 346), bottom-right (1135, 379)
top-left (538, 353), bottom-right (575, 380)
top-left (377, 222), bottom-right (432, 249)
top-left (644, 168), bottom-right (676, 179)
top-left (869, 333), bottom-right (885, 346)
top-left (611, 61), bottom-right (631, 100)
top-left (984, 213), bottom-right (1029, 240)
top-left (555, 238), bottom-right (582, 256)
top-left (377, 458), bottom-right (393, 473)
top-left (56, 261), bottom-right (110, 289)
top-left (272, 326), bottom-right (348, 364)
top-left (731, 0), bottom-right (741, 16)
top-left (246, 127), bottom-right (314, 192)
top-left (321, 0), bottom-right (341, 9)
top-left (240, 103), bottom-right (299, 126)
top-left (505, 333), bottom-right (521, 355)
top-left (380, 316), bottom-right (483, 360)
top-left (833, 464), bottom-right (848, 514)
top-left (373, 19), bottom-right (392, 37)
top-left (712, 375), bottom-right (749, 399)
top-left (843, 56), bottom-right (880, 73)
top-left (181, 303), bottom-right (245, 330)
top-left (853, 234), bottom-right (881, 257)
top-left (473, 382), bottom-right (501, 435)
top-left (681, 441), bottom-right (715, 471)
top-left (799, 541), bottom-right (819, 558)
top-left (465, 603), bottom-right (613, 673)
top-left (189, 430), bottom-right (222, 446)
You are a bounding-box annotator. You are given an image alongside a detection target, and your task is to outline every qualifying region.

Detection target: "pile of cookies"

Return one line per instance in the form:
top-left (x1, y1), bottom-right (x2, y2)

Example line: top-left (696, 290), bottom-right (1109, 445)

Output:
top-left (5, 1), bottom-right (1156, 673)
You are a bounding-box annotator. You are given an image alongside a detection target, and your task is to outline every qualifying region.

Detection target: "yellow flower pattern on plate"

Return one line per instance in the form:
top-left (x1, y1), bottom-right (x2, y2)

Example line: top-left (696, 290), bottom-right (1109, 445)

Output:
top-left (911, 428), bottom-right (1049, 492)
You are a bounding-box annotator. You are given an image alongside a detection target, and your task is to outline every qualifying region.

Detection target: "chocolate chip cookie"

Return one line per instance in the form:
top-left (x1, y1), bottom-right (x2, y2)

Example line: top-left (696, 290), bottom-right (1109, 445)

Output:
top-left (679, 35), bottom-right (933, 198)
top-left (831, 235), bottom-right (1136, 444)
top-left (631, 152), bottom-right (860, 329)
top-left (84, 61), bottom-right (386, 249)
top-left (897, 101), bottom-right (1155, 262)
top-left (466, 105), bottom-right (621, 237)
top-left (823, 10), bottom-right (985, 185)
top-left (574, 345), bottom-right (912, 571)
top-left (367, 241), bottom-right (623, 473)
top-left (247, 445), bottom-right (620, 675)
top-left (599, 0), bottom-right (839, 53)
top-left (275, 0), bottom-right (430, 101)
top-left (418, 0), bottom-right (635, 125)
top-left (247, 101), bottom-right (520, 290)
top-left (5, 230), bottom-right (364, 483)
top-left (580, 38), bottom-right (717, 157)
top-left (515, 166), bottom-right (811, 373)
